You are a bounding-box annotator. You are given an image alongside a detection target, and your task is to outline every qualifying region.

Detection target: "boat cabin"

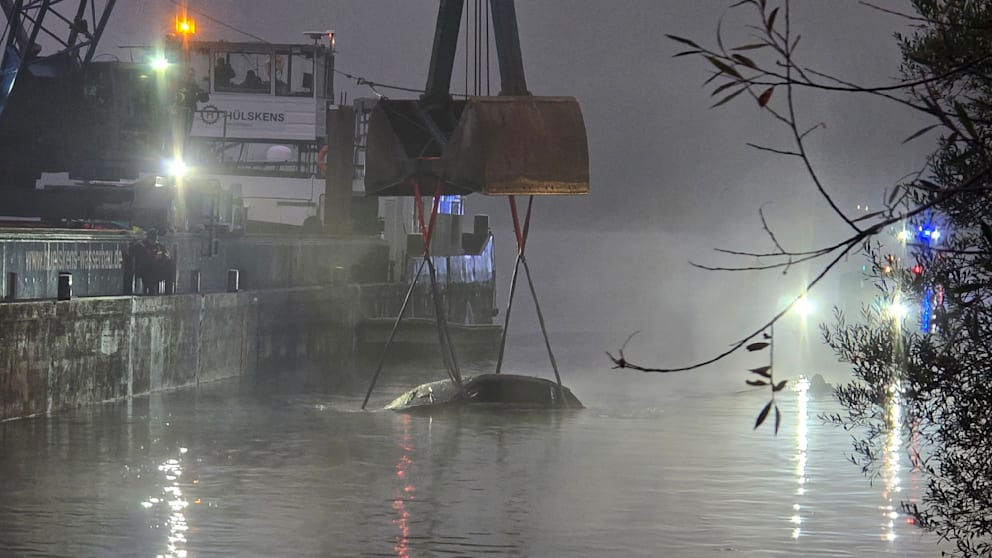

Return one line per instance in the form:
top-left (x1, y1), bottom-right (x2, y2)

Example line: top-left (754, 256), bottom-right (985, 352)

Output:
top-left (181, 40), bottom-right (334, 145)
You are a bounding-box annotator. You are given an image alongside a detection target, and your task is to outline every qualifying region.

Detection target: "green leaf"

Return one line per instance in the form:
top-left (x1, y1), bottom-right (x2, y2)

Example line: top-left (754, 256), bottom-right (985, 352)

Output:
top-left (766, 7), bottom-right (779, 31)
top-left (754, 400), bottom-right (773, 430)
top-left (711, 80), bottom-right (741, 96)
top-left (732, 42), bottom-right (770, 51)
top-left (901, 124), bottom-right (939, 144)
top-left (705, 56), bottom-right (743, 79)
top-left (774, 405), bottom-right (781, 434)
top-left (666, 34), bottom-right (701, 49)
top-left (954, 101), bottom-right (978, 139)
top-left (732, 54), bottom-right (758, 69)
top-left (746, 342), bottom-right (770, 351)
top-left (746, 379), bottom-right (768, 387)
top-left (710, 86), bottom-right (748, 108)
top-left (673, 50), bottom-right (702, 58)
top-left (772, 379), bottom-right (788, 392)
top-left (750, 365), bottom-right (772, 378)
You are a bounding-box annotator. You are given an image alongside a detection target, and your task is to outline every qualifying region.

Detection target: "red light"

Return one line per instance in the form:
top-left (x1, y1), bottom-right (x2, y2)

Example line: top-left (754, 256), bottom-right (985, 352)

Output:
top-left (912, 264), bottom-right (923, 275)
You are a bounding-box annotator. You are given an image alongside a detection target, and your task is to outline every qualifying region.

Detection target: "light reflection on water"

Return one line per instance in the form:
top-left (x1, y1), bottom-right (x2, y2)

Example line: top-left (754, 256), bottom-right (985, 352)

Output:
top-left (0, 336), bottom-right (942, 557)
top-left (791, 375), bottom-right (809, 539)
top-left (142, 449), bottom-right (191, 558)
top-left (392, 413), bottom-right (414, 558)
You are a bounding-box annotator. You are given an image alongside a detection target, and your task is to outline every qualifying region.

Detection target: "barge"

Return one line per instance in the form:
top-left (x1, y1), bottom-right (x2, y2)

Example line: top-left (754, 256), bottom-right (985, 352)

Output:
top-left (0, 10), bottom-right (501, 421)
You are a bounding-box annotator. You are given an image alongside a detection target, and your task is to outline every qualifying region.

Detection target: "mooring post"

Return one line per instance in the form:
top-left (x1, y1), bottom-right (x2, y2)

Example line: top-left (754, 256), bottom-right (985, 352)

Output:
top-left (226, 269), bottom-right (240, 293)
top-left (57, 272), bottom-right (72, 301)
top-left (6, 271), bottom-right (16, 301)
top-left (190, 270), bottom-right (201, 294)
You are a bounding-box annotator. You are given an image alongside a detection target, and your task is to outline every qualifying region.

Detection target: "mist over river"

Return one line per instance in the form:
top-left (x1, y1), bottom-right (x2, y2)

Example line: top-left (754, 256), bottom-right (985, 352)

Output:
top-left (1, 332), bottom-right (938, 557)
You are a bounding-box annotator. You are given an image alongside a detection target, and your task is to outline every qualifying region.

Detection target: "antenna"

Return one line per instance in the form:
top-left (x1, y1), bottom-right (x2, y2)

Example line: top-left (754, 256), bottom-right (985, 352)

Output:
top-left (302, 30), bottom-right (335, 49)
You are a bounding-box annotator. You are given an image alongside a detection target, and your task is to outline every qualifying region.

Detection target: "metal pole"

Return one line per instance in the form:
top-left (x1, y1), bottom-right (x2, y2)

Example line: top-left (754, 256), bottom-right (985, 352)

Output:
top-left (426, 255), bottom-right (464, 391)
top-left (361, 258), bottom-right (428, 409)
top-left (494, 252), bottom-right (521, 374)
top-left (521, 256), bottom-right (564, 392)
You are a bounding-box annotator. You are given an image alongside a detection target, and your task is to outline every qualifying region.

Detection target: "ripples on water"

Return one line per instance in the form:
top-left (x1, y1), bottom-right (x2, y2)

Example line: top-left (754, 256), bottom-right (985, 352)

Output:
top-left (0, 333), bottom-right (939, 557)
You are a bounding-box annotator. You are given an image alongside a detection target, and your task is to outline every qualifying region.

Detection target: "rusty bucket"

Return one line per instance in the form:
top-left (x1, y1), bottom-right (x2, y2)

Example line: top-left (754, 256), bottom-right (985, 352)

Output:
top-left (443, 96), bottom-right (589, 196)
top-left (364, 95), bottom-right (589, 197)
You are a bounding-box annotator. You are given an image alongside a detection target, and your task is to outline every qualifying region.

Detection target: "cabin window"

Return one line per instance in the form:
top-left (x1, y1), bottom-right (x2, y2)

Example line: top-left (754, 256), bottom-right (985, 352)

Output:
top-left (214, 51), bottom-right (272, 94)
top-left (188, 49), bottom-right (210, 94)
top-left (274, 51), bottom-right (315, 97)
top-left (438, 196), bottom-right (463, 215)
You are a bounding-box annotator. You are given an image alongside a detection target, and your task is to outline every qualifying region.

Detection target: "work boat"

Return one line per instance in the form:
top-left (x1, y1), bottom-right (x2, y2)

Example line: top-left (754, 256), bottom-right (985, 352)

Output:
top-left (361, 0), bottom-right (590, 412)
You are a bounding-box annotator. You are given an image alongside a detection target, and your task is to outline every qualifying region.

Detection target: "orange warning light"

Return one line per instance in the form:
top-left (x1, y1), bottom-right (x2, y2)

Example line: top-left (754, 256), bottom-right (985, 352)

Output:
top-left (175, 16), bottom-right (196, 36)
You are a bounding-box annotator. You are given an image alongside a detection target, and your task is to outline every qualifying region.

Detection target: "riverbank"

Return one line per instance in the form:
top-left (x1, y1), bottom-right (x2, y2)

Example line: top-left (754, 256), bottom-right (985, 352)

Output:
top-left (0, 286), bottom-right (358, 421)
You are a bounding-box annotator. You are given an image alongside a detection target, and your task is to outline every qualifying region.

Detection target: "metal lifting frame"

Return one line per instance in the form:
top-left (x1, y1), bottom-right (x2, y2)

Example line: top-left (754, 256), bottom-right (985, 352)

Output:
top-left (494, 196), bottom-right (564, 394)
top-left (361, 178), bottom-right (465, 409)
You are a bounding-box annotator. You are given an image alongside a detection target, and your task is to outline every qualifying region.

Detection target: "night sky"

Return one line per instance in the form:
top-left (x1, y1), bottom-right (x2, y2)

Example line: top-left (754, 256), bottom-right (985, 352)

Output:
top-left (96, 1), bottom-right (935, 374)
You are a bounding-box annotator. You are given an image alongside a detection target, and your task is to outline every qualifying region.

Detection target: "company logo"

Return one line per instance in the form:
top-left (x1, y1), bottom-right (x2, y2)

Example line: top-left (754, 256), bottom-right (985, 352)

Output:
top-left (200, 105), bottom-right (221, 125)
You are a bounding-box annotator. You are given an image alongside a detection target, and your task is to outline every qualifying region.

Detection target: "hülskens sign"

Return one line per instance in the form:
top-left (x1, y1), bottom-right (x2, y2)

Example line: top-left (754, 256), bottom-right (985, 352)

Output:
top-left (192, 94), bottom-right (318, 141)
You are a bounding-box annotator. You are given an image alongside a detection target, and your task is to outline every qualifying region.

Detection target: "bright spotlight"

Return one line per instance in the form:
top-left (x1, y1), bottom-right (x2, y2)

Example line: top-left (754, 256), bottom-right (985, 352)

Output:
top-left (887, 300), bottom-right (910, 321)
top-left (794, 295), bottom-right (814, 317)
top-left (167, 159), bottom-right (188, 177)
top-left (151, 56), bottom-right (170, 71)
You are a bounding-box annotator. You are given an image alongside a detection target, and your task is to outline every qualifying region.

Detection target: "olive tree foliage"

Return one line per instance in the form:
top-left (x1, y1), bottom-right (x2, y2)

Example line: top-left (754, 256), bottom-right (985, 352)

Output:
top-left (606, 0), bottom-right (992, 554)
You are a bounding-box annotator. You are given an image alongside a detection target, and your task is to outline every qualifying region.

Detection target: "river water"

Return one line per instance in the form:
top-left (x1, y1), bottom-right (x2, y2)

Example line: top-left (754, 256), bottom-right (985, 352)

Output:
top-left (1, 332), bottom-right (939, 557)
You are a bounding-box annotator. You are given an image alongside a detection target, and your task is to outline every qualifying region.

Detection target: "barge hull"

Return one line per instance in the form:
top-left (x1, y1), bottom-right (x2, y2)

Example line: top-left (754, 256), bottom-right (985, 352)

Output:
top-left (0, 286), bottom-right (358, 421)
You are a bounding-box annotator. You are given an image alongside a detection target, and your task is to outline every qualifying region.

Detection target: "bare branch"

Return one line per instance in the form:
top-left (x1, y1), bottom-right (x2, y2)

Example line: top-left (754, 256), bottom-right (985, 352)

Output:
top-left (745, 142), bottom-right (801, 156)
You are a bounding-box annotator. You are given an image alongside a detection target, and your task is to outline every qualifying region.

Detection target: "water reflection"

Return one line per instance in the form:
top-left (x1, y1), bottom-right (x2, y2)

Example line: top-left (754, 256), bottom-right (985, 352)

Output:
top-left (142, 447), bottom-right (193, 558)
top-left (880, 388), bottom-right (903, 542)
top-left (393, 413), bottom-right (415, 558)
top-left (791, 376), bottom-right (810, 539)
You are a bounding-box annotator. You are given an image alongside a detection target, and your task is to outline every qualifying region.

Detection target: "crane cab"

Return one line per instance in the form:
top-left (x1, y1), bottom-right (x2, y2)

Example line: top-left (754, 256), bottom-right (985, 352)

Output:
top-left (160, 38), bottom-right (339, 232)
top-left (182, 40), bottom-right (334, 148)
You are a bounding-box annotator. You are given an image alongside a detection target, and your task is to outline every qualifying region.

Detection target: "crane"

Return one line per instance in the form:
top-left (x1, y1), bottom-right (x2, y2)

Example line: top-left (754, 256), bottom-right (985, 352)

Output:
top-left (361, 0), bottom-right (590, 410)
top-left (0, 1), bottom-right (117, 120)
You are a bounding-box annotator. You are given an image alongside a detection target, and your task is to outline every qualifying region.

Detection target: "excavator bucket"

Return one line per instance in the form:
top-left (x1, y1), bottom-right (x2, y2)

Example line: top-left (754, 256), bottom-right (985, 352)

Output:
top-left (364, 98), bottom-right (472, 197)
top-left (443, 96), bottom-right (589, 195)
top-left (363, 96), bottom-right (589, 197)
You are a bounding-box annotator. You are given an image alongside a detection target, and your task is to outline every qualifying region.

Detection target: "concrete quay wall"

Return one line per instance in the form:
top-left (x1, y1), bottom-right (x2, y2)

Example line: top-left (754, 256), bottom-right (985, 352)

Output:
top-left (0, 287), bottom-right (358, 421)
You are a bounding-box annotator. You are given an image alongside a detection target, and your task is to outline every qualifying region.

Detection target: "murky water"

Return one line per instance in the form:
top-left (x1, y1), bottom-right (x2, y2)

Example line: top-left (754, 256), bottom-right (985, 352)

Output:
top-left (1, 333), bottom-right (939, 557)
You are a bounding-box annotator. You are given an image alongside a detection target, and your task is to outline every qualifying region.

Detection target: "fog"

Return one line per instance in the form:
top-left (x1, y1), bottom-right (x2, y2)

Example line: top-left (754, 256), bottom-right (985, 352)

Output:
top-left (102, 1), bottom-right (935, 378)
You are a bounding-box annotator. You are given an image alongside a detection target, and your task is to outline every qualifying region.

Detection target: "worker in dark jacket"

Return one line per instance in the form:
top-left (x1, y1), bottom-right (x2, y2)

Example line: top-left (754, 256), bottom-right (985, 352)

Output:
top-left (132, 229), bottom-right (175, 295)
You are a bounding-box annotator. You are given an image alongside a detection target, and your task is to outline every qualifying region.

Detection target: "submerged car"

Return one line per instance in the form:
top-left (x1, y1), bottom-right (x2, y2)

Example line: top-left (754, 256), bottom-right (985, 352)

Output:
top-left (384, 374), bottom-right (583, 412)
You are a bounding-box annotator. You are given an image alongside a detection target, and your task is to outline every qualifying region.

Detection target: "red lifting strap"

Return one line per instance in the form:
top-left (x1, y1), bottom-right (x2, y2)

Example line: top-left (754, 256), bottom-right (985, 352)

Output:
top-left (508, 195), bottom-right (534, 255)
top-left (412, 178), bottom-right (444, 256)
